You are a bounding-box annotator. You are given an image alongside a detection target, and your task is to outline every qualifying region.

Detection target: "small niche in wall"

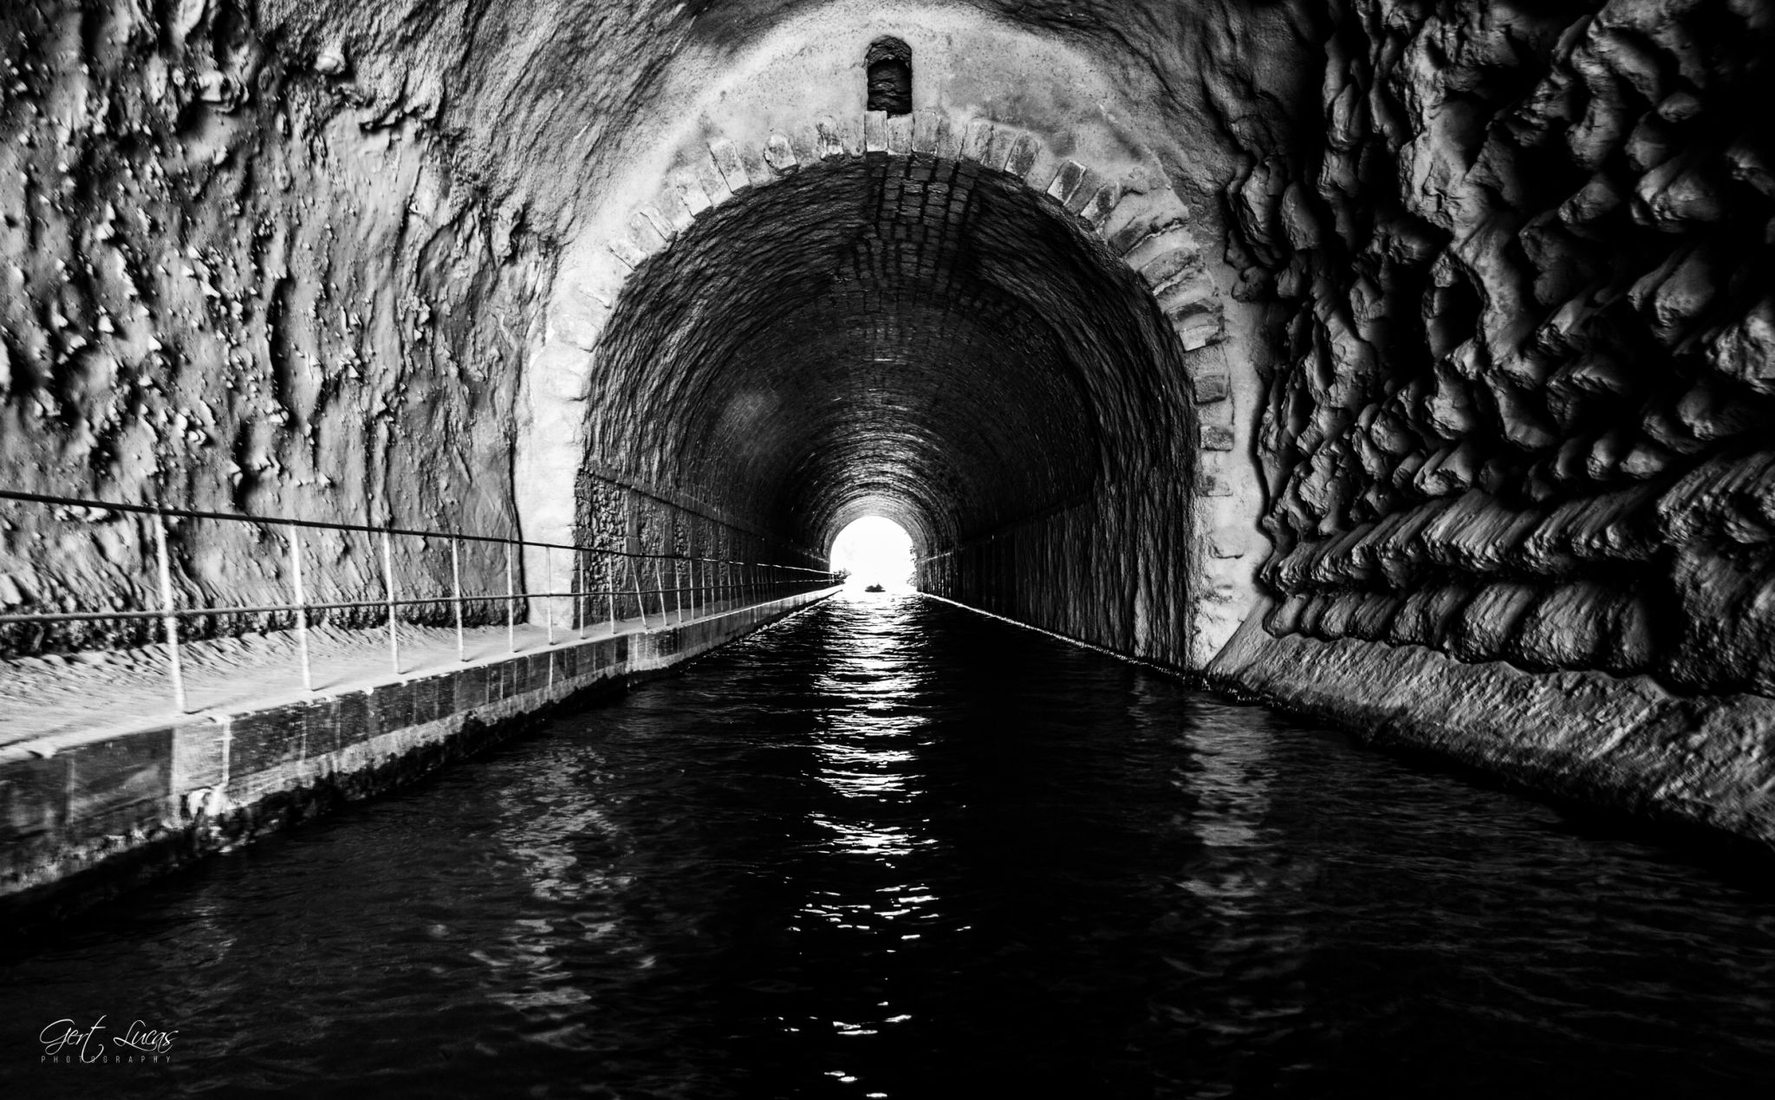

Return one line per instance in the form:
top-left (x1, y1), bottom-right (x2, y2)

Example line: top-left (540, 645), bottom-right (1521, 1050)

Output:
top-left (867, 37), bottom-right (912, 116)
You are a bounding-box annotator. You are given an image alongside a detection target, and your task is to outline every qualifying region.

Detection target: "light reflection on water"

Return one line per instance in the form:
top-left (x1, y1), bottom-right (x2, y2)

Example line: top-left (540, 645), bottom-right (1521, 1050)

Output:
top-left (2, 593), bottom-right (1775, 1098)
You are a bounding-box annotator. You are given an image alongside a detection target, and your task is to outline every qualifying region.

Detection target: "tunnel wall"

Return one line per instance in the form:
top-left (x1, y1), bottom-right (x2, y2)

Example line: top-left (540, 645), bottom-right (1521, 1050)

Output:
top-left (1209, 0), bottom-right (1775, 842)
top-left (918, 479), bottom-right (1196, 666)
top-left (575, 469), bottom-right (822, 625)
top-left (0, 2), bottom-right (550, 656)
top-left (1224, 0), bottom-right (1775, 692)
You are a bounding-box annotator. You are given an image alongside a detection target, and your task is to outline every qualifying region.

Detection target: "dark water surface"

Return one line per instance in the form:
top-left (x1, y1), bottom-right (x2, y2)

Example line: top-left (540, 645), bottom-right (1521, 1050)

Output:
top-left (5, 594), bottom-right (1775, 1097)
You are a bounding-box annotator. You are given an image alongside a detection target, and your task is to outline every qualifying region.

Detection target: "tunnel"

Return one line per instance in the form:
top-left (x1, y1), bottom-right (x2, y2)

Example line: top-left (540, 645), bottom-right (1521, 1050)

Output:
top-left (575, 152), bottom-right (1193, 645)
top-left (3, 0), bottom-right (1775, 1091)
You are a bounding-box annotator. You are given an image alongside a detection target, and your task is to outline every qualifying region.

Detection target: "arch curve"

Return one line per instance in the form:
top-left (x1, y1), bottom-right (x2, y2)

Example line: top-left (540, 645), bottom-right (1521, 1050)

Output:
top-left (516, 103), bottom-right (1249, 664)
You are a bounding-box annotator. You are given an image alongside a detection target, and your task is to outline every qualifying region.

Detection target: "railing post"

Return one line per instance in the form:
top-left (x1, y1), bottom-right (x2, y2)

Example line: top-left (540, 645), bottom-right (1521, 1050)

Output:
top-left (289, 528), bottom-right (313, 691)
top-left (607, 550), bottom-right (619, 634)
top-left (631, 555), bottom-right (648, 630)
top-left (382, 528), bottom-right (400, 674)
top-left (690, 557), bottom-right (699, 621)
top-left (505, 541), bottom-right (516, 653)
top-left (545, 544), bottom-right (556, 646)
top-left (654, 559), bottom-right (669, 622)
top-left (451, 537), bottom-right (465, 662)
top-left (577, 549), bottom-right (587, 641)
top-left (675, 558), bottom-right (685, 626)
top-left (153, 508), bottom-right (187, 714)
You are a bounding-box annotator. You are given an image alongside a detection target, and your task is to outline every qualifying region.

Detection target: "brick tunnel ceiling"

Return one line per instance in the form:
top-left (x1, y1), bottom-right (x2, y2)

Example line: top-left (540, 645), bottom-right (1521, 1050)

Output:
top-left (585, 154), bottom-right (1191, 554)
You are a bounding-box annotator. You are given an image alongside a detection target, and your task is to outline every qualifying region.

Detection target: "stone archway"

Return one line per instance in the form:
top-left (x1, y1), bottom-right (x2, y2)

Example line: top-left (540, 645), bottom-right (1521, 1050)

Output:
top-left (516, 107), bottom-right (1258, 665)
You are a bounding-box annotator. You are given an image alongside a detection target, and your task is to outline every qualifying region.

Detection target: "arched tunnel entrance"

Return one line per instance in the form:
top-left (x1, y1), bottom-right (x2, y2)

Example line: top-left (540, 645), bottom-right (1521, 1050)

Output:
top-left (575, 152), bottom-right (1197, 657)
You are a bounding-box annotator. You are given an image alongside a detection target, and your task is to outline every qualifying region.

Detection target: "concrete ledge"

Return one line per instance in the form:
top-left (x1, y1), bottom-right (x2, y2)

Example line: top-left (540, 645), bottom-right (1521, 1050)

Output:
top-left (0, 590), bottom-right (836, 931)
top-left (1206, 608), bottom-right (1775, 852)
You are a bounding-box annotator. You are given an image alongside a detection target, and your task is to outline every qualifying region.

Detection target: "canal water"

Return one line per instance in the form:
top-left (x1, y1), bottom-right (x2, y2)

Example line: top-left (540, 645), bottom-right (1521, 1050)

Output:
top-left (4, 594), bottom-right (1775, 1097)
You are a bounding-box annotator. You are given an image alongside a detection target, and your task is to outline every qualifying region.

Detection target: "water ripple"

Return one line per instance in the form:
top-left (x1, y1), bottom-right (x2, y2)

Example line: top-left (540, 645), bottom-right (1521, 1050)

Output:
top-left (3, 593), bottom-right (1774, 1097)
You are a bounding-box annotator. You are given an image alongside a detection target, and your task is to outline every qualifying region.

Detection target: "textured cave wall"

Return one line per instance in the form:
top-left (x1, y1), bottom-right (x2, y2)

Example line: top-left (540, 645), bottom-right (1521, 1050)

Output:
top-left (1225, 0), bottom-right (1775, 695)
top-left (1200, 0), bottom-right (1775, 845)
top-left (0, 1), bottom-right (550, 654)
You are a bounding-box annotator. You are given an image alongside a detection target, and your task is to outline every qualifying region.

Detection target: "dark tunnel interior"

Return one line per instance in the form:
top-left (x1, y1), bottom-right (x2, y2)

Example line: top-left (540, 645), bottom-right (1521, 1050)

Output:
top-left (578, 153), bottom-right (1193, 561)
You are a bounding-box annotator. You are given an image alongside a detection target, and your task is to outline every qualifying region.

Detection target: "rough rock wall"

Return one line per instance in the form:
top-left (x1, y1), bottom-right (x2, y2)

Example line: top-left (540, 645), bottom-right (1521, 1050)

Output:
top-left (575, 470), bottom-right (824, 626)
top-left (1232, 0), bottom-right (1775, 695)
top-left (0, 1), bottom-right (550, 654)
top-left (918, 477), bottom-right (1194, 665)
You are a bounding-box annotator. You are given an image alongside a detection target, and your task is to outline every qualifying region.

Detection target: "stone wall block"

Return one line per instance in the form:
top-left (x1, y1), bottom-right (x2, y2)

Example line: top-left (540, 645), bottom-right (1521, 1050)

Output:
top-left (669, 170), bottom-right (713, 221)
top-left (1190, 369), bottom-right (1230, 404)
top-left (1196, 470), bottom-right (1234, 498)
top-left (453, 665), bottom-right (489, 712)
top-left (0, 755), bottom-right (68, 852)
top-left (373, 680), bottom-right (416, 734)
top-left (864, 110), bottom-right (889, 153)
top-left (1041, 158), bottom-right (1085, 205)
top-left (656, 184), bottom-right (696, 233)
top-left (1123, 226), bottom-right (1199, 272)
top-left (886, 114), bottom-right (913, 155)
top-left (1103, 188), bottom-right (1191, 257)
top-left (960, 119), bottom-right (996, 164)
top-left (336, 691), bottom-right (372, 749)
top-left (978, 125), bottom-right (1018, 174)
top-left (839, 115), bottom-right (865, 157)
top-left (695, 155), bottom-right (732, 206)
top-left (634, 206), bottom-right (676, 247)
top-left (1141, 248), bottom-right (1205, 290)
top-left (791, 123), bottom-right (826, 168)
top-left (608, 236), bottom-right (648, 271)
top-left (171, 721), bottom-right (228, 793)
top-left (305, 697), bottom-right (344, 757)
top-left (1063, 168), bottom-right (1103, 215)
top-left (814, 117), bottom-right (846, 161)
top-left (708, 139), bottom-right (750, 195)
top-left (1200, 424), bottom-right (1236, 452)
top-left (1078, 182), bottom-right (1121, 230)
top-left (763, 132), bottom-right (800, 175)
top-left (739, 142), bottom-right (772, 188)
top-left (227, 703), bottom-right (308, 778)
top-left (66, 728), bottom-right (175, 838)
top-left (410, 674), bottom-right (444, 726)
top-left (998, 134), bottom-right (1038, 179)
top-left (911, 108), bottom-right (943, 154)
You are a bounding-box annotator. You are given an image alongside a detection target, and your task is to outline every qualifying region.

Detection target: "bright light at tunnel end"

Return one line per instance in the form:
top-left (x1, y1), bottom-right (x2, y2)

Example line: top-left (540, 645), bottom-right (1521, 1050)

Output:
top-left (830, 517), bottom-right (915, 593)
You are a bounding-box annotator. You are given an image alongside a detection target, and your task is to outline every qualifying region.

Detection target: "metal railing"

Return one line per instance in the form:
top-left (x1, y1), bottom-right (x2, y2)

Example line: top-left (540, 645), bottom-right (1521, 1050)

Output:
top-left (0, 489), bottom-right (839, 713)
